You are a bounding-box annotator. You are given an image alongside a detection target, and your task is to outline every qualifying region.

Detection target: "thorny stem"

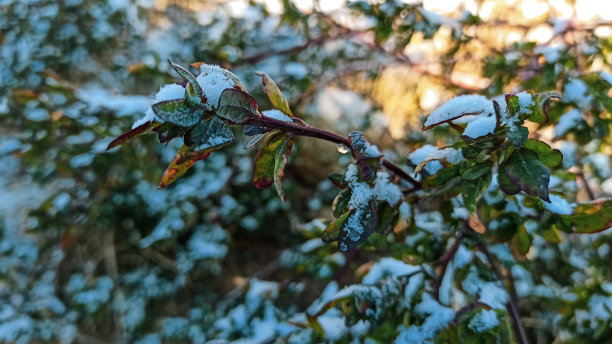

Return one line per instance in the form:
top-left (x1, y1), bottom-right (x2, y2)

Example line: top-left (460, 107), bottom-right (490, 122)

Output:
top-left (478, 243), bottom-right (530, 344)
top-left (244, 116), bottom-right (422, 187)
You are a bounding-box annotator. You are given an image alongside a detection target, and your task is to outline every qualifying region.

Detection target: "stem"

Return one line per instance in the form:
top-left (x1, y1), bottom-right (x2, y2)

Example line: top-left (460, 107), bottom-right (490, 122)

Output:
top-left (432, 232), bottom-right (464, 301)
top-left (244, 116), bottom-right (422, 187)
top-left (478, 243), bottom-right (530, 344)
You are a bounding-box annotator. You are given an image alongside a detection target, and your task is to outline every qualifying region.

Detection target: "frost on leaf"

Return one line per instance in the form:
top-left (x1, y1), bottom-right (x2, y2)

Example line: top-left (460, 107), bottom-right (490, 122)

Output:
top-left (151, 99), bottom-right (204, 127)
top-left (217, 89), bottom-right (262, 124)
top-left (348, 131), bottom-right (382, 160)
top-left (413, 147), bottom-right (464, 176)
top-left (183, 116), bottom-right (234, 153)
top-left (423, 95), bottom-right (494, 130)
top-left (196, 64), bottom-right (245, 111)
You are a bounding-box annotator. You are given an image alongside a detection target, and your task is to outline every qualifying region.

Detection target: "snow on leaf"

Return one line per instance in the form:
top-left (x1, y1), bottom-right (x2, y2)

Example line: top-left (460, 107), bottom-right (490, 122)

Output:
top-left (263, 109), bottom-right (292, 122)
top-left (468, 309), bottom-right (499, 333)
top-left (151, 99), bottom-right (204, 127)
top-left (362, 257), bottom-right (420, 285)
top-left (217, 88), bottom-right (262, 124)
top-left (423, 95), bottom-right (494, 130)
top-left (413, 147), bottom-right (463, 176)
top-left (348, 131), bottom-right (382, 160)
top-left (256, 72), bottom-right (293, 117)
top-left (196, 64), bottom-right (245, 111)
top-left (183, 116), bottom-right (234, 153)
top-left (461, 112), bottom-right (497, 139)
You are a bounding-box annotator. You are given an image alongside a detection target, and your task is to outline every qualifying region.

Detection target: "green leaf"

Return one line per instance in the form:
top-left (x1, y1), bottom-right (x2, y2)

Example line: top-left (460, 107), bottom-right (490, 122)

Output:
top-left (332, 189), bottom-right (351, 218)
top-left (255, 72), bottom-right (293, 117)
top-left (159, 144), bottom-right (210, 189)
top-left (184, 116), bottom-right (234, 152)
top-left (504, 149), bottom-right (550, 201)
top-left (559, 199), bottom-right (612, 233)
top-left (462, 171), bottom-right (492, 213)
top-left (328, 173), bottom-right (348, 189)
top-left (252, 132), bottom-right (288, 189)
top-left (529, 91), bottom-right (562, 124)
top-left (273, 135), bottom-right (293, 203)
top-left (505, 94), bottom-right (520, 116)
top-left (106, 121), bottom-right (160, 151)
top-left (522, 139), bottom-right (562, 167)
top-left (461, 161), bottom-right (493, 181)
top-left (541, 226), bottom-right (563, 243)
top-left (338, 200), bottom-right (378, 252)
top-left (153, 122), bottom-right (188, 144)
top-left (322, 211), bottom-right (350, 243)
top-left (376, 201), bottom-right (395, 233)
top-left (169, 60), bottom-right (203, 97)
top-left (217, 89), bottom-right (262, 124)
top-left (498, 162), bottom-right (520, 195)
top-left (511, 224), bottom-right (531, 256)
top-left (152, 99), bottom-right (204, 127)
top-left (185, 83), bottom-right (202, 106)
top-left (507, 126), bottom-right (529, 147)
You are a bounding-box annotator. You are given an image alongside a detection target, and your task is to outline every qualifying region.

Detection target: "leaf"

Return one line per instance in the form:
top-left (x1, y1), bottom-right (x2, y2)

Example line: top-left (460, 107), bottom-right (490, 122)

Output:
top-left (252, 132), bottom-right (288, 189)
top-left (190, 62), bottom-right (205, 69)
top-left (348, 131), bottom-right (383, 160)
top-left (507, 126), bottom-right (529, 147)
top-left (217, 89), bottom-right (262, 124)
top-left (322, 211), bottom-right (351, 243)
top-left (469, 214), bottom-right (486, 234)
top-left (255, 72), bottom-right (293, 117)
top-left (274, 135), bottom-right (293, 203)
top-left (498, 162), bottom-right (521, 195)
top-left (169, 60), bottom-right (203, 98)
top-left (376, 202), bottom-right (395, 233)
top-left (152, 99), bottom-right (204, 127)
top-left (511, 224), bottom-right (531, 256)
top-left (153, 122), bottom-right (189, 144)
top-left (529, 91), bottom-right (562, 124)
top-left (559, 199), bottom-right (612, 234)
top-left (522, 139), bottom-right (562, 168)
top-left (541, 226), bottom-right (563, 243)
top-left (462, 171), bottom-right (492, 213)
top-left (328, 173), bottom-right (348, 189)
top-left (461, 161), bottom-right (493, 181)
top-left (159, 145), bottom-right (210, 189)
top-left (332, 189), bottom-right (351, 217)
top-left (504, 149), bottom-right (550, 202)
top-left (338, 200), bottom-right (378, 252)
top-left (244, 125), bottom-right (271, 136)
top-left (183, 116), bottom-right (234, 152)
top-left (106, 121), bottom-right (160, 151)
top-left (505, 94), bottom-right (520, 116)
top-left (243, 133), bottom-right (267, 150)
top-left (185, 83), bottom-right (202, 106)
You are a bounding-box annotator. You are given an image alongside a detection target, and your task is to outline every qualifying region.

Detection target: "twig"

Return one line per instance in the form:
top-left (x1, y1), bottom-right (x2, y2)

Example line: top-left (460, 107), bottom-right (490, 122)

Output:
top-left (244, 116), bottom-right (422, 187)
top-left (432, 232), bottom-right (464, 300)
top-left (576, 170), bottom-right (595, 200)
top-left (478, 243), bottom-right (530, 344)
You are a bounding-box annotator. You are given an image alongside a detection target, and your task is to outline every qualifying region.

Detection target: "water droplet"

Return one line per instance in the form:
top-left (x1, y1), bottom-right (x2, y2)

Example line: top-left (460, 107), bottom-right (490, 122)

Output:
top-left (337, 143), bottom-right (349, 154)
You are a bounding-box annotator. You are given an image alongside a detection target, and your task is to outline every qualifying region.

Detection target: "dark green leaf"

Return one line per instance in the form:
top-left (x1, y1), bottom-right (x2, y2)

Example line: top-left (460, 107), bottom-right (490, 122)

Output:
top-left (462, 171), bottom-right (492, 213)
top-left (498, 161), bottom-right (520, 195)
top-left (169, 60), bottom-right (203, 97)
top-left (504, 149), bottom-right (550, 201)
top-left (338, 200), bottom-right (378, 252)
top-left (328, 173), bottom-right (348, 189)
top-left (153, 122), bottom-right (189, 144)
top-left (217, 89), bottom-right (261, 124)
top-left (376, 202), bottom-right (395, 233)
top-left (184, 116), bottom-right (234, 152)
top-left (152, 99), bottom-right (204, 127)
top-left (461, 161), bottom-right (493, 181)
top-left (512, 224), bottom-right (531, 256)
top-left (523, 139), bottom-right (562, 167)
top-left (507, 126), bottom-right (529, 147)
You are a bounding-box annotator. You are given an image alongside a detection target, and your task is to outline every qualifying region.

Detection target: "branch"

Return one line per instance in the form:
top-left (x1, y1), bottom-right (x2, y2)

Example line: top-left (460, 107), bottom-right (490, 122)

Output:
top-left (244, 116), bottom-right (422, 187)
top-left (432, 232), bottom-right (464, 301)
top-left (478, 243), bottom-right (530, 344)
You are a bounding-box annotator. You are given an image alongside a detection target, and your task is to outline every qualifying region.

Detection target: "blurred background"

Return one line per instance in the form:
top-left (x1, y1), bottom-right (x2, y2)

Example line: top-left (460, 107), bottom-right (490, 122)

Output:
top-left (0, 0), bottom-right (611, 343)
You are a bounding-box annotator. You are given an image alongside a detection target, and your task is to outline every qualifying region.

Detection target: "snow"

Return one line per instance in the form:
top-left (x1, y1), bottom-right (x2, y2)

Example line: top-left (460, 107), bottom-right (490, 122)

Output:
top-left (558, 141), bottom-right (577, 168)
top-left (395, 294), bottom-right (455, 344)
top-left (245, 279), bottom-right (279, 312)
top-left (423, 94), bottom-right (493, 129)
top-left (284, 62), bottom-right (308, 79)
top-left (543, 194), bottom-right (575, 215)
top-left (601, 71), bottom-right (612, 85)
top-left (516, 91), bottom-right (534, 114)
top-left (462, 112), bottom-right (497, 139)
top-left (453, 245), bottom-right (473, 268)
top-left (263, 109), bottom-right (292, 122)
top-left (408, 145), bottom-right (442, 175)
top-left (468, 309), bottom-right (499, 332)
top-left (374, 171), bottom-right (403, 207)
top-left (362, 257), bottom-right (421, 284)
top-left (554, 109), bottom-right (583, 137)
top-left (564, 78), bottom-right (593, 109)
top-left (462, 267), bottom-right (509, 309)
top-left (415, 147), bottom-right (464, 174)
top-left (77, 85), bottom-right (150, 117)
top-left (584, 153), bottom-right (611, 178)
top-left (196, 64), bottom-right (244, 110)
top-left (133, 84), bottom-right (185, 128)
top-left (300, 238), bottom-right (324, 253)
top-left (418, 7), bottom-right (462, 33)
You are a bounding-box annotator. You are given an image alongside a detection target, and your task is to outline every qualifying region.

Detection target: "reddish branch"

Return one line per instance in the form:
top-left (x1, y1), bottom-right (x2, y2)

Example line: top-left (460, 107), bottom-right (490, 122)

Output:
top-left (432, 232), bottom-right (464, 301)
top-left (244, 116), bottom-right (422, 187)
